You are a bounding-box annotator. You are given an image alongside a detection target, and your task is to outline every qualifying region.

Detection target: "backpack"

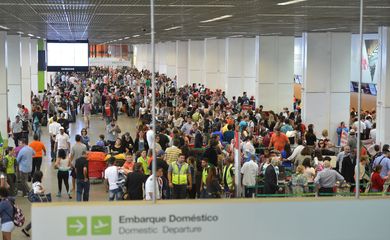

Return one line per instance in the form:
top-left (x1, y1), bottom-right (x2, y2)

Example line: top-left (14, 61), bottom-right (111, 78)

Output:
top-left (6, 199), bottom-right (25, 227)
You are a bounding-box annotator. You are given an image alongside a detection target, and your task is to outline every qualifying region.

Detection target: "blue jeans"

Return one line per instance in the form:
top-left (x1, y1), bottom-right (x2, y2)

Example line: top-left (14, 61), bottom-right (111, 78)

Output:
top-left (109, 188), bottom-right (123, 201)
top-left (76, 179), bottom-right (90, 202)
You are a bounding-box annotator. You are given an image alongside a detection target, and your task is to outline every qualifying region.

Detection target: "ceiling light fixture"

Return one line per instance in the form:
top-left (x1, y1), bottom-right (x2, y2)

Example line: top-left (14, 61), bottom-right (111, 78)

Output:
top-left (17, 31), bottom-right (24, 35)
top-left (28, 33), bottom-right (34, 37)
top-left (311, 27), bottom-right (346, 32)
top-left (118, 38), bottom-right (123, 41)
top-left (124, 37), bottom-right (130, 39)
top-left (277, 0), bottom-right (306, 6)
top-left (257, 13), bottom-right (307, 17)
top-left (164, 26), bottom-right (182, 31)
top-left (200, 15), bottom-right (233, 23)
top-left (229, 35), bottom-right (243, 38)
top-left (0, 25), bottom-right (10, 30)
top-left (133, 35), bottom-right (140, 37)
top-left (36, 36), bottom-right (41, 39)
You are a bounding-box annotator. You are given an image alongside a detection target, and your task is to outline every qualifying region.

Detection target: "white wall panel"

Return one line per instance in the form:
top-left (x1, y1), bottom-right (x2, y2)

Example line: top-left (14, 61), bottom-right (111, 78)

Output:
top-left (188, 40), bottom-right (204, 84)
top-left (176, 41), bottom-right (188, 86)
top-left (30, 39), bottom-right (38, 95)
top-left (21, 37), bottom-right (31, 111)
top-left (0, 32), bottom-right (7, 138)
top-left (7, 35), bottom-right (21, 120)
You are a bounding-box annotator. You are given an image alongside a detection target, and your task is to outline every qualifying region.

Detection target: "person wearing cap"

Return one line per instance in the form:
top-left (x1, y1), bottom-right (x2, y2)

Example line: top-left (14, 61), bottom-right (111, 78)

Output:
top-left (372, 145), bottom-right (390, 178)
top-left (54, 126), bottom-right (70, 158)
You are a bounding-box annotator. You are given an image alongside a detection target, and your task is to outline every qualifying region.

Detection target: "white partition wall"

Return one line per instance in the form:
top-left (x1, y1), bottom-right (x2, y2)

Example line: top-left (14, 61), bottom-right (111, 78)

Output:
top-left (258, 36), bottom-right (294, 112)
top-left (176, 40), bottom-right (188, 86)
top-left (0, 32), bottom-right (7, 138)
top-left (188, 40), bottom-right (205, 85)
top-left (226, 38), bottom-right (257, 100)
top-left (377, 27), bottom-right (390, 145)
top-left (204, 39), bottom-right (227, 91)
top-left (165, 42), bottom-right (177, 78)
top-left (21, 37), bottom-right (31, 111)
top-left (7, 35), bottom-right (22, 120)
top-left (30, 39), bottom-right (38, 95)
top-left (302, 32), bottom-right (351, 143)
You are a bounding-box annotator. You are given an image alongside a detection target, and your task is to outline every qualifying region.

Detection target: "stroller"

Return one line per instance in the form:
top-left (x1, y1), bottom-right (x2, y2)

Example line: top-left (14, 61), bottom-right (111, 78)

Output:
top-left (116, 169), bottom-right (127, 200)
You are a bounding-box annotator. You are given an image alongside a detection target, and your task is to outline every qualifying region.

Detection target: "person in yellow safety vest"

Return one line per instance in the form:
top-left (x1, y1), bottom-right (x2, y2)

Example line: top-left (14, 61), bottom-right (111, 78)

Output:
top-left (199, 159), bottom-right (210, 198)
top-left (137, 150), bottom-right (150, 175)
top-left (168, 153), bottom-right (192, 199)
top-left (222, 157), bottom-right (235, 194)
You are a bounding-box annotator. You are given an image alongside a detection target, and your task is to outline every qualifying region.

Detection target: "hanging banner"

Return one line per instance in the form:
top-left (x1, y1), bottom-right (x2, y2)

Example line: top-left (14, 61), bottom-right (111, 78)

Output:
top-left (32, 199), bottom-right (389, 240)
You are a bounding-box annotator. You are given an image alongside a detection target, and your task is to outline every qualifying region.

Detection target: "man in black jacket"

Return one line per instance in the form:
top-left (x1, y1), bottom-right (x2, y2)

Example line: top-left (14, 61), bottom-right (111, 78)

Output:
top-left (264, 158), bottom-right (280, 194)
top-left (126, 163), bottom-right (148, 200)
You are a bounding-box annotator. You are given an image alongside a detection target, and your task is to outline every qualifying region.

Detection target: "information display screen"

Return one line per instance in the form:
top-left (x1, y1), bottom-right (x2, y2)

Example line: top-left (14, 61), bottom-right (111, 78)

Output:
top-left (368, 83), bottom-right (377, 96)
top-left (47, 40), bottom-right (89, 72)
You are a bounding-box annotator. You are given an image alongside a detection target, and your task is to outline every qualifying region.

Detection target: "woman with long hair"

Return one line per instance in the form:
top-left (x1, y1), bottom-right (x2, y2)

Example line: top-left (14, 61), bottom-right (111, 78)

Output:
top-left (0, 187), bottom-right (15, 240)
top-left (206, 167), bottom-right (222, 198)
top-left (54, 149), bottom-right (72, 199)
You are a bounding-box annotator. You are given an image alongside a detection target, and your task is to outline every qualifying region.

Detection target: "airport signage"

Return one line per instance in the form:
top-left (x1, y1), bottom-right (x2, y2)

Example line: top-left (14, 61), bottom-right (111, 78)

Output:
top-left (32, 199), bottom-right (389, 240)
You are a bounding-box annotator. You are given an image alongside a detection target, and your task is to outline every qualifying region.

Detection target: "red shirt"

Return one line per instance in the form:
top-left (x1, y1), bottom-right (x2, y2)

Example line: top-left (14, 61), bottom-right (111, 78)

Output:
top-left (371, 172), bottom-right (385, 191)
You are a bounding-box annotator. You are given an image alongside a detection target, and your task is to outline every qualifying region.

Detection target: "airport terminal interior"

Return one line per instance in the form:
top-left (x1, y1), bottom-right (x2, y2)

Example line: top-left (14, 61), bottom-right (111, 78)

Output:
top-left (0, 0), bottom-right (389, 240)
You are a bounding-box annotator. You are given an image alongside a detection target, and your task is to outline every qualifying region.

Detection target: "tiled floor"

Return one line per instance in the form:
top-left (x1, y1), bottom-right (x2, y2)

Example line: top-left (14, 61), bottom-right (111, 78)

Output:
top-left (13, 113), bottom-right (137, 239)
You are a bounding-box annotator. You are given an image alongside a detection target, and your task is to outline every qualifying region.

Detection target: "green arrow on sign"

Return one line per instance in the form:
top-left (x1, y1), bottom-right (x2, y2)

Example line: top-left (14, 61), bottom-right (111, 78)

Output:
top-left (67, 217), bottom-right (87, 236)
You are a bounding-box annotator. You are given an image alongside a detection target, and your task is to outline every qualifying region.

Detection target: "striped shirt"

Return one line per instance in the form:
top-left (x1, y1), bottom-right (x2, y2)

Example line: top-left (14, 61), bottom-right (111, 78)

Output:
top-left (165, 146), bottom-right (182, 164)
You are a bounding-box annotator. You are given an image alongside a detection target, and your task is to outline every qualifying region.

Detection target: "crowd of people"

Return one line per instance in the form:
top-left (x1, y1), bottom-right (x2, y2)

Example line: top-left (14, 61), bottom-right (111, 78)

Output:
top-left (0, 66), bottom-right (389, 238)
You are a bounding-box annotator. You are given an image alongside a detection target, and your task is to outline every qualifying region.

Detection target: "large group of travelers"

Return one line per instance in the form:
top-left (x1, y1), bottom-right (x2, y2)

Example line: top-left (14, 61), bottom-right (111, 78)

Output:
top-left (0, 66), bottom-right (389, 238)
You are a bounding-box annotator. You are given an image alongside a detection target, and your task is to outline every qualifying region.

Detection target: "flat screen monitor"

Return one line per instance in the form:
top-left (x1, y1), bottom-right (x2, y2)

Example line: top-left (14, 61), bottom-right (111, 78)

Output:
top-left (46, 40), bottom-right (89, 72)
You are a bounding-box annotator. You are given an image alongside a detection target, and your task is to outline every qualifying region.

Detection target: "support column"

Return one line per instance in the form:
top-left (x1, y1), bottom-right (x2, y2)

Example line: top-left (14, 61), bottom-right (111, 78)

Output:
top-left (258, 36), bottom-right (294, 112)
top-left (7, 35), bottom-right (22, 120)
top-left (204, 38), bottom-right (227, 91)
top-left (30, 39), bottom-right (38, 95)
top-left (377, 27), bottom-right (390, 145)
top-left (176, 40), bottom-right (188, 87)
top-left (0, 32), bottom-right (8, 139)
top-left (21, 37), bottom-right (31, 111)
top-left (302, 32), bottom-right (351, 143)
top-left (226, 38), bottom-right (257, 100)
top-left (38, 39), bottom-right (46, 92)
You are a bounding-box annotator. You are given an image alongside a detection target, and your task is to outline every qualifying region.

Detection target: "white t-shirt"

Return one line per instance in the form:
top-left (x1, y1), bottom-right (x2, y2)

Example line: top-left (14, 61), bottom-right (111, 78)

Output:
top-left (241, 160), bottom-right (259, 186)
top-left (104, 166), bottom-right (119, 190)
top-left (56, 133), bottom-right (70, 150)
top-left (145, 175), bottom-right (162, 201)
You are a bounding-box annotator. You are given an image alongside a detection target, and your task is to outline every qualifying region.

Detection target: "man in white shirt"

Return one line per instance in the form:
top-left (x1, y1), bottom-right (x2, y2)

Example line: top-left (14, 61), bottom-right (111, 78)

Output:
top-left (49, 116), bottom-right (61, 161)
top-left (287, 140), bottom-right (305, 162)
top-left (146, 126), bottom-right (154, 149)
top-left (242, 136), bottom-right (255, 162)
top-left (241, 155), bottom-right (259, 198)
top-left (55, 127), bottom-right (70, 157)
top-left (145, 167), bottom-right (164, 201)
top-left (104, 157), bottom-right (122, 201)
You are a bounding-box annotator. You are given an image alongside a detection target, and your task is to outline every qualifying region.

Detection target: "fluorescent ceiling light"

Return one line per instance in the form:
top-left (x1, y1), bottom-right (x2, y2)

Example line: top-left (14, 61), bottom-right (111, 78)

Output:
top-left (118, 38), bottom-right (123, 41)
top-left (229, 35), bottom-right (243, 38)
top-left (0, 25), bottom-right (10, 30)
top-left (257, 13), bottom-right (307, 17)
top-left (277, 0), bottom-right (307, 6)
top-left (164, 26), bottom-right (182, 31)
top-left (17, 31), bottom-right (24, 35)
top-left (311, 27), bottom-right (346, 32)
top-left (124, 37), bottom-right (130, 39)
top-left (36, 36), bottom-right (41, 39)
top-left (28, 33), bottom-right (34, 37)
top-left (133, 35), bottom-right (140, 37)
top-left (366, 6), bottom-right (390, 9)
top-left (200, 15), bottom-right (232, 23)
top-left (112, 40), bottom-right (117, 42)
top-left (301, 5), bottom-right (358, 9)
